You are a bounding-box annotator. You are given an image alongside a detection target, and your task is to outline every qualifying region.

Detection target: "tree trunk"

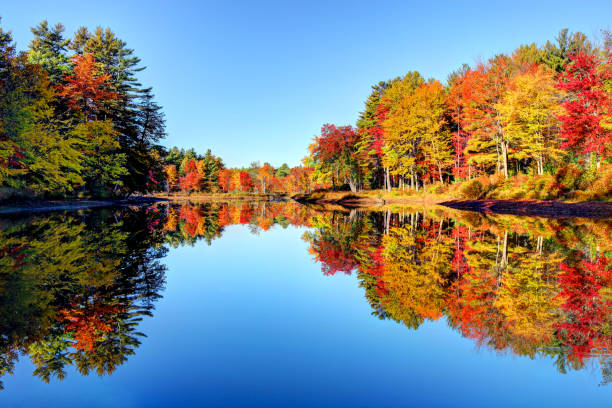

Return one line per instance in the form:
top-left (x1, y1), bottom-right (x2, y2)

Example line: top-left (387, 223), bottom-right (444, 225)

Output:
top-left (501, 141), bottom-right (509, 179)
top-left (385, 167), bottom-right (391, 192)
top-left (348, 179), bottom-right (357, 193)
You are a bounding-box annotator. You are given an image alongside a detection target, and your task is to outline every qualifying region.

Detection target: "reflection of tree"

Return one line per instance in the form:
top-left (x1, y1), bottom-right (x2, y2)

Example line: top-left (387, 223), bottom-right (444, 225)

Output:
top-left (0, 206), bottom-right (167, 388)
top-left (307, 206), bottom-right (611, 384)
top-left (555, 253), bottom-right (611, 362)
top-left (1, 202), bottom-right (609, 388)
top-left (161, 201), bottom-right (316, 247)
top-left (382, 219), bottom-right (454, 325)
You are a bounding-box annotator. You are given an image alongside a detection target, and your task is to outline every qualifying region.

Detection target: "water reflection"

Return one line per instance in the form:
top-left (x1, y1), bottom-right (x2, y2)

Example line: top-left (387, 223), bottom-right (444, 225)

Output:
top-left (0, 207), bottom-right (167, 389)
top-left (0, 201), bottom-right (610, 389)
top-left (304, 206), bottom-right (612, 386)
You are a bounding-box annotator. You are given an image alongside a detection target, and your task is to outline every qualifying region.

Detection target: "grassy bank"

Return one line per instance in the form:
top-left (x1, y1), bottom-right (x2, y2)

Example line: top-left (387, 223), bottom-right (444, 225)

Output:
top-left (295, 163), bottom-right (612, 206)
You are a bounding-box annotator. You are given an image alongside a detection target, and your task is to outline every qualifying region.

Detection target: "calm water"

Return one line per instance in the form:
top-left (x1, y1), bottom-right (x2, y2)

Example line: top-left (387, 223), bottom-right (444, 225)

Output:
top-left (0, 201), bottom-right (610, 407)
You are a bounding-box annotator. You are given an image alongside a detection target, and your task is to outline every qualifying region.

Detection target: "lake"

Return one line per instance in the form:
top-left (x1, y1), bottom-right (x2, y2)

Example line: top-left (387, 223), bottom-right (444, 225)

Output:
top-left (0, 201), bottom-right (610, 407)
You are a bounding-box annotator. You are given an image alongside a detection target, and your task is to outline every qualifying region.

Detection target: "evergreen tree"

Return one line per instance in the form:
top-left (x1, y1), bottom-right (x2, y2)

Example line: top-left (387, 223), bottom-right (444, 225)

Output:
top-left (27, 20), bottom-right (71, 84)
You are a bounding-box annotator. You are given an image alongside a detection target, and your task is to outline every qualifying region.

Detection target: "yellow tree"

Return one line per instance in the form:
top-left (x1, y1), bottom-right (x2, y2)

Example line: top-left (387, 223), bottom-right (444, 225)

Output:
top-left (415, 81), bottom-right (454, 183)
top-left (496, 65), bottom-right (564, 175)
top-left (164, 164), bottom-right (178, 192)
top-left (380, 72), bottom-right (424, 188)
top-left (383, 80), bottom-right (453, 185)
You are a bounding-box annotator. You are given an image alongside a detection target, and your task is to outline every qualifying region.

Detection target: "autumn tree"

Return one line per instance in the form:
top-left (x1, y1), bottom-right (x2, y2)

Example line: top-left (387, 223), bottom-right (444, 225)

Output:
top-left (557, 52), bottom-right (612, 168)
top-left (497, 65), bottom-right (565, 175)
top-left (256, 163), bottom-right (274, 193)
top-left (356, 80), bottom-right (396, 189)
top-left (310, 124), bottom-right (362, 192)
top-left (179, 158), bottom-right (200, 193)
top-left (57, 53), bottom-right (117, 121)
top-left (164, 164), bottom-right (178, 192)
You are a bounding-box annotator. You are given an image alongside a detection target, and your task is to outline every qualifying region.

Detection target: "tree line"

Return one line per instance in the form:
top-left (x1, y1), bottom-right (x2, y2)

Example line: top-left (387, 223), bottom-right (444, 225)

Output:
top-left (162, 146), bottom-right (321, 195)
top-left (307, 29), bottom-right (612, 195)
top-left (0, 20), bottom-right (166, 199)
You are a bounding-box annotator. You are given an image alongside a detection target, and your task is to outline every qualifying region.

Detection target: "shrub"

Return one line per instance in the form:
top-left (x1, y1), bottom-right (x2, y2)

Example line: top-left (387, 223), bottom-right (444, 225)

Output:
top-left (555, 164), bottom-right (583, 191)
top-left (460, 179), bottom-right (484, 199)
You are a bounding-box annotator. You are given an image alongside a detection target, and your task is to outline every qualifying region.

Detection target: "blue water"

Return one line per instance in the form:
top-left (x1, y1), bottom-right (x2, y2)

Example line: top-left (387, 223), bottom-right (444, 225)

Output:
top-left (2, 219), bottom-right (610, 407)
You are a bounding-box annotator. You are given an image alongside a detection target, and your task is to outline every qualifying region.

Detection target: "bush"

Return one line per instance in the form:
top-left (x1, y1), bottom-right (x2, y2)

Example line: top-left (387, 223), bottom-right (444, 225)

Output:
top-left (460, 179), bottom-right (484, 199)
top-left (554, 164), bottom-right (583, 191)
top-left (426, 182), bottom-right (447, 195)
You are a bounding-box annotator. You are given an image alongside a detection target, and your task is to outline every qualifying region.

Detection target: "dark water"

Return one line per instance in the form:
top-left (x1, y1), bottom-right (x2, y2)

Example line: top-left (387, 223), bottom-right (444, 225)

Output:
top-left (0, 201), bottom-right (610, 407)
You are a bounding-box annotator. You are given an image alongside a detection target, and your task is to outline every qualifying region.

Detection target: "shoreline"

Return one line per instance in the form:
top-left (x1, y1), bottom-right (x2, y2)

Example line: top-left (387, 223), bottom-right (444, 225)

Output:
top-left (441, 199), bottom-right (612, 219)
top-left (1, 193), bottom-right (611, 218)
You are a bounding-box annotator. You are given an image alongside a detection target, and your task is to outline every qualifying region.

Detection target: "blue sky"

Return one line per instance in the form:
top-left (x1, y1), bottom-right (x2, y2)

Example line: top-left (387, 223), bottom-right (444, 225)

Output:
top-left (2, 0), bottom-right (612, 167)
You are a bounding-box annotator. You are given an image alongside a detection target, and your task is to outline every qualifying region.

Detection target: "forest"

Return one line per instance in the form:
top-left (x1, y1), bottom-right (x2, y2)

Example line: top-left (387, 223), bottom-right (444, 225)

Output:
top-left (1, 22), bottom-right (611, 202)
top-left (305, 29), bottom-right (612, 201)
top-left (161, 28), bottom-right (612, 201)
top-left (0, 20), bottom-right (166, 200)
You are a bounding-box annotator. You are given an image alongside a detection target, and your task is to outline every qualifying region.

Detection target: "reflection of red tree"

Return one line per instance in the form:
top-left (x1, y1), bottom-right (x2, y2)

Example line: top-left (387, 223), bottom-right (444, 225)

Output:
top-left (313, 240), bottom-right (359, 276)
top-left (218, 205), bottom-right (230, 227)
top-left (451, 226), bottom-right (472, 276)
top-left (58, 301), bottom-right (122, 352)
top-left (362, 245), bottom-right (389, 297)
top-left (179, 205), bottom-right (202, 236)
top-left (555, 254), bottom-right (611, 360)
top-left (257, 218), bottom-right (274, 231)
top-left (446, 269), bottom-right (502, 348)
top-left (239, 204), bottom-right (253, 224)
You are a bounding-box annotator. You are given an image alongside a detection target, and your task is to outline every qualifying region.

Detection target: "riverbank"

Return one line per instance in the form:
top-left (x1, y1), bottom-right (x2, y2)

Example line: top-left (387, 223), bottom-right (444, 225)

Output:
top-left (442, 199), bottom-right (612, 219)
top-left (291, 190), bottom-right (612, 218)
top-left (291, 190), bottom-right (450, 207)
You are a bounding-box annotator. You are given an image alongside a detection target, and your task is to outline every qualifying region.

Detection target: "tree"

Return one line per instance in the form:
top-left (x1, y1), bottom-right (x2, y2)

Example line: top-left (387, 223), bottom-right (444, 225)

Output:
top-left (219, 169), bottom-right (232, 192)
top-left (71, 120), bottom-right (127, 195)
top-left (164, 164), bottom-right (178, 192)
top-left (414, 81), bottom-right (454, 183)
top-left (275, 163), bottom-right (290, 178)
top-left (447, 57), bottom-right (514, 178)
top-left (27, 20), bottom-right (71, 84)
top-left (310, 124), bottom-right (362, 192)
top-left (239, 171), bottom-right (253, 192)
top-left (356, 80), bottom-right (395, 189)
top-left (179, 158), bottom-right (200, 193)
top-left (69, 26), bottom-right (167, 196)
top-left (20, 71), bottom-right (84, 193)
top-left (497, 65), bottom-right (565, 175)
top-left (379, 72), bottom-right (425, 188)
top-left (57, 53), bottom-right (117, 121)
top-left (256, 163), bottom-right (274, 193)
top-left (383, 80), bottom-right (453, 186)
top-left (543, 29), bottom-right (594, 73)
top-left (0, 26), bottom-right (30, 186)
top-left (557, 52), bottom-right (612, 168)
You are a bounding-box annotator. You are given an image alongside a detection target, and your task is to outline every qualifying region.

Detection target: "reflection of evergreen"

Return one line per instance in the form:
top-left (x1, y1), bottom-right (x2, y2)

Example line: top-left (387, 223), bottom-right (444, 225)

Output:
top-left (0, 206), bottom-right (167, 388)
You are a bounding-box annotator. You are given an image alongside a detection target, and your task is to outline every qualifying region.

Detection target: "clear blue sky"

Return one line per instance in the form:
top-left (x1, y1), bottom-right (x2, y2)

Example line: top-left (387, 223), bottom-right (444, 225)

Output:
top-left (2, 0), bottom-right (612, 167)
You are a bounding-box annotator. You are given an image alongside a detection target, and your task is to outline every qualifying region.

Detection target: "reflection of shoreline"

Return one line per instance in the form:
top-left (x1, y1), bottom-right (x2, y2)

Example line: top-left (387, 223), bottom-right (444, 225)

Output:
top-left (0, 197), bottom-right (164, 215)
top-left (442, 199), bottom-right (612, 219)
